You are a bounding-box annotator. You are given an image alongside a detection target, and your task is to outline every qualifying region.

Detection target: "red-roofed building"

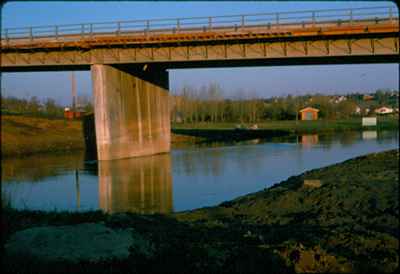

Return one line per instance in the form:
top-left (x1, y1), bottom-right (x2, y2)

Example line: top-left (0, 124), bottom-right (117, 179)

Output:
top-left (64, 107), bottom-right (85, 120)
top-left (299, 107), bottom-right (319, 120)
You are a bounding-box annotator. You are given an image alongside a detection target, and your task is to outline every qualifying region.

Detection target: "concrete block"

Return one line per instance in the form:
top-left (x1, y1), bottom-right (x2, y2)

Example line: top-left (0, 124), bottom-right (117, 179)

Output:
top-left (91, 64), bottom-right (170, 160)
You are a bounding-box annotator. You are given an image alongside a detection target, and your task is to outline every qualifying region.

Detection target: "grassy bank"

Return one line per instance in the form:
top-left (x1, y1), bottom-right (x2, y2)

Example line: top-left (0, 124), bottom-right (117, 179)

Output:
top-left (3, 150), bottom-right (398, 273)
top-left (172, 117), bottom-right (399, 140)
top-left (1, 115), bottom-right (85, 158)
top-left (173, 117), bottom-right (399, 131)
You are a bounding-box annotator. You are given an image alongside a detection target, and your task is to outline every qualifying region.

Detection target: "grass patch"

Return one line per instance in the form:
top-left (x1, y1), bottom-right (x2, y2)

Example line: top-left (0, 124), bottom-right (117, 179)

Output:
top-left (173, 117), bottom-right (399, 133)
top-left (1, 115), bottom-right (85, 157)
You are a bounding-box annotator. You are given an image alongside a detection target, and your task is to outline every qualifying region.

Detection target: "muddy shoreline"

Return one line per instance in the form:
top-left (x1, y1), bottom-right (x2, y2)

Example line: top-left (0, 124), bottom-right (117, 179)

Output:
top-left (2, 150), bottom-right (398, 273)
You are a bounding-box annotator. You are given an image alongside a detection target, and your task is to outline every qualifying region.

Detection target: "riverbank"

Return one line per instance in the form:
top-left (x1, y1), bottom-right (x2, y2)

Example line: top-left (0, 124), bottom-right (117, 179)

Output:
top-left (172, 117), bottom-right (399, 141)
top-left (1, 115), bottom-right (85, 158)
top-left (3, 150), bottom-right (398, 273)
top-left (1, 115), bottom-right (204, 157)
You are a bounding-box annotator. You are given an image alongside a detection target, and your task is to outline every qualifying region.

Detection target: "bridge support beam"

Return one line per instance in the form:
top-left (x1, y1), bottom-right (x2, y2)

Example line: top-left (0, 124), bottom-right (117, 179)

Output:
top-left (91, 64), bottom-right (170, 161)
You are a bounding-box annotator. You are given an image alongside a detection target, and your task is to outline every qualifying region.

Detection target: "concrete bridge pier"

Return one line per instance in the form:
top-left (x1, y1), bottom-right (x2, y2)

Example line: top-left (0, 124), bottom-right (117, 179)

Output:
top-left (91, 64), bottom-right (170, 161)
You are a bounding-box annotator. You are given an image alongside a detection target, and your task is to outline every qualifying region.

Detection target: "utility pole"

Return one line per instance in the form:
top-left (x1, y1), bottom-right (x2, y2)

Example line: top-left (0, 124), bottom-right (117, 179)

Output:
top-left (71, 72), bottom-right (77, 111)
top-left (75, 169), bottom-right (80, 210)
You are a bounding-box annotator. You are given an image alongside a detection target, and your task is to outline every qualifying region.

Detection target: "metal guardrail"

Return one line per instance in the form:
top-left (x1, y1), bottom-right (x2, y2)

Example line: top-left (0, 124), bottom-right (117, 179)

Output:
top-left (1, 6), bottom-right (398, 41)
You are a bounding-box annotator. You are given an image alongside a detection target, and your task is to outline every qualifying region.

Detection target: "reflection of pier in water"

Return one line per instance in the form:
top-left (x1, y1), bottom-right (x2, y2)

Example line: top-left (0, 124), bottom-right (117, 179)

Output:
top-left (98, 154), bottom-right (173, 214)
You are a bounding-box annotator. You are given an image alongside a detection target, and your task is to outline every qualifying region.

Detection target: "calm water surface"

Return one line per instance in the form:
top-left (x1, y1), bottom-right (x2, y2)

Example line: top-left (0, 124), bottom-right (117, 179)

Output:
top-left (2, 130), bottom-right (398, 214)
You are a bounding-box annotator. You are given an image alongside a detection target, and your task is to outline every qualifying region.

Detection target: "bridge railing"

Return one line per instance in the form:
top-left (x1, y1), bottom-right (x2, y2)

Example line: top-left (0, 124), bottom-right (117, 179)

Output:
top-left (2, 6), bottom-right (398, 42)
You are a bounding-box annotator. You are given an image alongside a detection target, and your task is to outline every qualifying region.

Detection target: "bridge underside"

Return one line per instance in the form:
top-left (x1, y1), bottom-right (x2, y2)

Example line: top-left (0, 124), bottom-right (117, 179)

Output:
top-left (1, 54), bottom-right (398, 72)
top-left (92, 64), bottom-right (170, 160)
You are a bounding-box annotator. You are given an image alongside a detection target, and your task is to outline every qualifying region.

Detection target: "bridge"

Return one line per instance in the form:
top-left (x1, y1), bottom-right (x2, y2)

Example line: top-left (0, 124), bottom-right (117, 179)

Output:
top-left (1, 6), bottom-right (398, 160)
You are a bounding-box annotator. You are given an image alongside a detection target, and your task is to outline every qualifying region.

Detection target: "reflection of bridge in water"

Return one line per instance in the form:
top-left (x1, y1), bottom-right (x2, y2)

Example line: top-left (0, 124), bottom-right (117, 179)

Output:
top-left (98, 153), bottom-right (173, 214)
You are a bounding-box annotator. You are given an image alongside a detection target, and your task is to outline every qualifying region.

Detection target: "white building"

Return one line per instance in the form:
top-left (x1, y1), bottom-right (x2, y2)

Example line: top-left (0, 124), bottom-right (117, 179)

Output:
top-left (335, 96), bottom-right (347, 104)
top-left (374, 107), bottom-right (394, 114)
top-left (329, 95), bottom-right (347, 104)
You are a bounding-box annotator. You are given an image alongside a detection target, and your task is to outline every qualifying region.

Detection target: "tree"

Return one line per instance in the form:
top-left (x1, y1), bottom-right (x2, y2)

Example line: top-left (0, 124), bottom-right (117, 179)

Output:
top-left (27, 96), bottom-right (41, 114)
top-left (336, 100), bottom-right (358, 118)
top-left (44, 98), bottom-right (61, 117)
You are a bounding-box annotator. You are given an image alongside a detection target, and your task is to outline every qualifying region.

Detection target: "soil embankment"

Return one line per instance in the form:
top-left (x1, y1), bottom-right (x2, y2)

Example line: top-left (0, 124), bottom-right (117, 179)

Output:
top-left (1, 115), bottom-right (84, 157)
top-left (2, 150), bottom-right (398, 273)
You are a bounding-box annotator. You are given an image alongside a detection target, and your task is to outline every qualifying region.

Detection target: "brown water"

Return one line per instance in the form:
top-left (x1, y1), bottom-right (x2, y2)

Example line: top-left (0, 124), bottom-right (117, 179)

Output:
top-left (2, 130), bottom-right (398, 214)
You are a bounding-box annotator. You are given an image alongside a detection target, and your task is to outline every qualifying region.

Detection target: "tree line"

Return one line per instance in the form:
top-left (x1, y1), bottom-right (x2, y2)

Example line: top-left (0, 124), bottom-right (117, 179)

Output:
top-left (170, 85), bottom-right (399, 123)
top-left (1, 95), bottom-right (93, 118)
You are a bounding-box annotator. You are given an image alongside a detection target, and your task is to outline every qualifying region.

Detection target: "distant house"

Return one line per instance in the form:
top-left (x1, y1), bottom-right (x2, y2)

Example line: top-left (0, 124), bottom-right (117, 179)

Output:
top-left (374, 106), bottom-right (394, 115)
top-left (299, 107), bottom-right (319, 120)
top-left (331, 95), bottom-right (347, 104)
top-left (64, 107), bottom-right (85, 120)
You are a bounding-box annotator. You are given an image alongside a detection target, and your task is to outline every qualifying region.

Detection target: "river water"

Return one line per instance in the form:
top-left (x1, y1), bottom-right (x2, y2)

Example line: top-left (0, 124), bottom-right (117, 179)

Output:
top-left (2, 130), bottom-right (398, 214)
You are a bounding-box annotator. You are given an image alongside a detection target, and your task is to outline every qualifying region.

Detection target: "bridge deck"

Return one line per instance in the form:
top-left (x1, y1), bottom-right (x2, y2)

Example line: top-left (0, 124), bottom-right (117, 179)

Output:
top-left (2, 18), bottom-right (398, 50)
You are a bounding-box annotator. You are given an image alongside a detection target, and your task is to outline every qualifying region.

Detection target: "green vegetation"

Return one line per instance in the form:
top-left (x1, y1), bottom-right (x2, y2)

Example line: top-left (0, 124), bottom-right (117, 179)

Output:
top-left (172, 117), bottom-right (399, 141)
top-left (1, 95), bottom-right (93, 118)
top-left (1, 115), bottom-right (85, 157)
top-left (174, 117), bottom-right (398, 131)
top-left (3, 150), bottom-right (398, 273)
top-left (171, 85), bottom-right (399, 123)
top-left (1, 95), bottom-right (64, 118)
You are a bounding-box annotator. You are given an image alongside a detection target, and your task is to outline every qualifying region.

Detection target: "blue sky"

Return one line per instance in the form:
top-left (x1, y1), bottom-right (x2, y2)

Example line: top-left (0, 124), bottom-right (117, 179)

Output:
top-left (1, 1), bottom-right (399, 105)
